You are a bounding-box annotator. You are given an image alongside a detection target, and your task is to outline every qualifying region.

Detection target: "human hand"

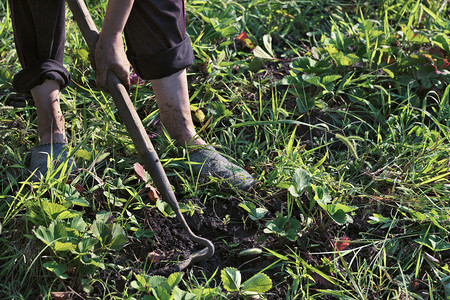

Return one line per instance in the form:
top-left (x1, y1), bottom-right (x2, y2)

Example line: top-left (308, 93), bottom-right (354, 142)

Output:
top-left (94, 32), bottom-right (130, 91)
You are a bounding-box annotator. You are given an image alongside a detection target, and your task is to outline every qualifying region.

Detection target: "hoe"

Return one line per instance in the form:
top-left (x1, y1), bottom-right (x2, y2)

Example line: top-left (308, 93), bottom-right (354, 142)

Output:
top-left (66, 0), bottom-right (214, 271)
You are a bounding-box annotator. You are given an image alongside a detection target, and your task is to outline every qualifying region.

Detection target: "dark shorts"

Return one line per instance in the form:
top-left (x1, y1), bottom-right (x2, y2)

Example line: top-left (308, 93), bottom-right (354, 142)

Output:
top-left (9, 0), bottom-right (194, 93)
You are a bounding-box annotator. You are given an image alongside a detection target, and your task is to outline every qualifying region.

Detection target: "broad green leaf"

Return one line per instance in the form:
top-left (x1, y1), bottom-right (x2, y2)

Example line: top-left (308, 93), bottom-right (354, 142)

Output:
top-left (432, 33), bottom-right (450, 52)
top-left (135, 274), bottom-right (149, 287)
top-left (63, 185), bottom-right (89, 207)
top-left (241, 273), bottom-right (272, 293)
top-left (152, 286), bottom-right (171, 300)
top-left (156, 199), bottom-right (175, 218)
top-left (401, 25), bottom-right (414, 40)
top-left (108, 224), bottom-right (127, 250)
top-left (328, 208), bottom-right (353, 225)
top-left (135, 228), bottom-right (155, 239)
top-left (221, 267), bottom-right (241, 292)
top-left (253, 207), bottom-right (268, 220)
top-left (92, 220), bottom-right (108, 244)
top-left (414, 234), bottom-right (450, 251)
top-left (249, 57), bottom-right (264, 72)
top-left (207, 102), bottom-right (233, 118)
top-left (314, 185), bottom-right (331, 206)
top-left (322, 75), bottom-right (342, 84)
top-left (71, 215), bottom-right (87, 233)
top-left (368, 213), bottom-right (391, 224)
top-left (53, 240), bottom-right (76, 252)
top-left (264, 214), bottom-right (300, 241)
top-left (43, 261), bottom-right (68, 279)
top-left (191, 287), bottom-right (221, 298)
top-left (263, 34), bottom-right (275, 58)
top-left (289, 168), bottom-right (311, 197)
top-left (253, 46), bottom-right (273, 60)
top-left (409, 211), bottom-right (427, 221)
top-left (33, 226), bottom-right (53, 245)
top-left (56, 210), bottom-right (81, 220)
top-left (167, 272), bottom-right (183, 290)
top-left (130, 280), bottom-right (142, 291)
top-left (171, 286), bottom-right (197, 300)
top-left (51, 221), bottom-right (68, 240)
top-left (95, 211), bottom-right (113, 223)
top-left (324, 44), bottom-right (338, 55)
top-left (411, 33), bottom-right (430, 44)
top-left (326, 203), bottom-right (357, 225)
top-left (326, 203), bottom-right (357, 214)
top-left (40, 201), bottom-right (67, 220)
top-left (147, 276), bottom-right (167, 289)
top-left (292, 57), bottom-right (312, 72)
top-left (285, 219), bottom-right (301, 242)
top-left (132, 274), bottom-right (149, 291)
top-left (77, 237), bottom-right (98, 253)
top-left (238, 201), bottom-right (268, 220)
top-left (70, 197), bottom-right (90, 207)
top-left (33, 221), bottom-right (73, 251)
top-left (76, 49), bottom-right (89, 61)
top-left (75, 148), bottom-right (92, 160)
top-left (81, 254), bottom-right (105, 270)
top-left (304, 76), bottom-right (323, 88)
top-left (295, 95), bottom-right (316, 113)
top-left (331, 52), bottom-right (359, 66)
top-left (264, 214), bottom-right (288, 236)
top-left (133, 274), bottom-right (166, 293)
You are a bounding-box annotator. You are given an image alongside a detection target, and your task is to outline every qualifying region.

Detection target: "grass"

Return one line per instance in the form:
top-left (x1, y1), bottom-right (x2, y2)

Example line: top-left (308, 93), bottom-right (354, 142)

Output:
top-left (1, 0), bottom-right (450, 299)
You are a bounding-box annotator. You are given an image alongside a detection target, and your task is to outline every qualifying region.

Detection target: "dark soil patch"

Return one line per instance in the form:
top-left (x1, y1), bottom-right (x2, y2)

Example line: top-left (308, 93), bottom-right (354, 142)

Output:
top-left (87, 184), bottom-right (349, 299)
top-left (122, 194), bottom-right (291, 299)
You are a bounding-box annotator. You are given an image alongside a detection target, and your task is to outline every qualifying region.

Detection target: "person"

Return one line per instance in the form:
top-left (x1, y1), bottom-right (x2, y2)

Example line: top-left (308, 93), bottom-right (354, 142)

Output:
top-left (9, 0), bottom-right (254, 190)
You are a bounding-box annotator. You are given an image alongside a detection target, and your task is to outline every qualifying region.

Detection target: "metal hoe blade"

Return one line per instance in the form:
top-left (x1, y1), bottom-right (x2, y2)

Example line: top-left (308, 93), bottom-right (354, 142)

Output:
top-left (66, 0), bottom-right (214, 270)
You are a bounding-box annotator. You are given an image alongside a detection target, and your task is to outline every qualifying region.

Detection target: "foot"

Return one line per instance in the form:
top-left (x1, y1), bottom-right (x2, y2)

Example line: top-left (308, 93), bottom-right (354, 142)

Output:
top-left (29, 143), bottom-right (77, 181)
top-left (188, 146), bottom-right (255, 191)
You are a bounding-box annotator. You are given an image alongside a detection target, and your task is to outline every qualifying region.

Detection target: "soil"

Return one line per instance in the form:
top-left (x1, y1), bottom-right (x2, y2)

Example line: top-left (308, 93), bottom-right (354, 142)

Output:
top-left (84, 182), bottom-right (365, 300)
top-left (93, 188), bottom-right (299, 299)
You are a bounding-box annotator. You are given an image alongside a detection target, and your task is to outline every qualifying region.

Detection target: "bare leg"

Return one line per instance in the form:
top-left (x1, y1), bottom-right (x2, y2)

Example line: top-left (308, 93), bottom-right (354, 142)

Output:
top-left (150, 69), bottom-right (205, 147)
top-left (30, 79), bottom-right (67, 145)
top-left (150, 69), bottom-right (255, 190)
top-left (28, 80), bottom-right (76, 180)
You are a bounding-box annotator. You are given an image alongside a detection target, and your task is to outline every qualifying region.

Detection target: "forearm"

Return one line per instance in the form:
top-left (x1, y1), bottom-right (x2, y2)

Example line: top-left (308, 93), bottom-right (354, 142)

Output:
top-left (100, 0), bottom-right (134, 38)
